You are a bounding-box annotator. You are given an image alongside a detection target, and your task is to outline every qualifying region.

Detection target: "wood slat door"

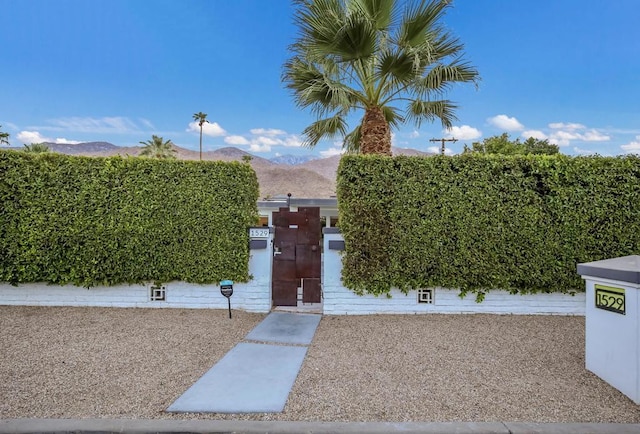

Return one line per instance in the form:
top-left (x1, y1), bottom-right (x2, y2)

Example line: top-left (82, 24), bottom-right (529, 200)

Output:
top-left (272, 207), bottom-right (321, 307)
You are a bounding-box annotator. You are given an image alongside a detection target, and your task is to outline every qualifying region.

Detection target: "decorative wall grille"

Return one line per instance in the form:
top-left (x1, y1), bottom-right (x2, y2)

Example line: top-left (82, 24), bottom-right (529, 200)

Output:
top-left (417, 288), bottom-right (434, 304)
top-left (150, 285), bottom-right (166, 302)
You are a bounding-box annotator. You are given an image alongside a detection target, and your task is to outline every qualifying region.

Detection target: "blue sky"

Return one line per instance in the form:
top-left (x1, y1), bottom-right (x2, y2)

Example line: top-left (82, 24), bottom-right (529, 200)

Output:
top-left (1, 0), bottom-right (639, 158)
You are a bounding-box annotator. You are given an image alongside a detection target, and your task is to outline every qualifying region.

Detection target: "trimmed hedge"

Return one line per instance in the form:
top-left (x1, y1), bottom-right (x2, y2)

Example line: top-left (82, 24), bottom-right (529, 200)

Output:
top-left (337, 154), bottom-right (640, 299)
top-left (0, 151), bottom-right (259, 287)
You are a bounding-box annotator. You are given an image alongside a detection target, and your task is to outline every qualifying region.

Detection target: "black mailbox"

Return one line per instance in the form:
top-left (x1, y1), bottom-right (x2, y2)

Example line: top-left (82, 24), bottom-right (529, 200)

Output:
top-left (220, 280), bottom-right (233, 318)
top-left (220, 280), bottom-right (233, 297)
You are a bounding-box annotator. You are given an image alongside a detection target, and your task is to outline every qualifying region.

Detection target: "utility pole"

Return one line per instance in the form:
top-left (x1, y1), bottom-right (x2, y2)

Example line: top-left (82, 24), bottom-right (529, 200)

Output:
top-left (429, 137), bottom-right (457, 155)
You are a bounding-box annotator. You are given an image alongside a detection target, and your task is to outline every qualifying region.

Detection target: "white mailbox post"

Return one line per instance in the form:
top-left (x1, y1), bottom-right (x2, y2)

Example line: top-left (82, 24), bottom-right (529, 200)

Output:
top-left (577, 255), bottom-right (640, 404)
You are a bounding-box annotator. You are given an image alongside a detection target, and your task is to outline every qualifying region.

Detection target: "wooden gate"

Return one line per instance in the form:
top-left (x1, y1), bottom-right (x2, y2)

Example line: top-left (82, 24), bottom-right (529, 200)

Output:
top-left (272, 206), bottom-right (321, 307)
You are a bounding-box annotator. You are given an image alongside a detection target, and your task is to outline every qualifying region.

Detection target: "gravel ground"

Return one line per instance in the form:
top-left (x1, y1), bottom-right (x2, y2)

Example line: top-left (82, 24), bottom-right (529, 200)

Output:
top-left (0, 306), bottom-right (638, 423)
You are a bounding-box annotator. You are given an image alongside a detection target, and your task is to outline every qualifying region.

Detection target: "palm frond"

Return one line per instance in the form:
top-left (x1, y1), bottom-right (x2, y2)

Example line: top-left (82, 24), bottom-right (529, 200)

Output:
top-left (378, 49), bottom-right (414, 81)
top-left (333, 9), bottom-right (378, 61)
top-left (348, 0), bottom-right (395, 31)
top-left (22, 143), bottom-right (49, 153)
top-left (301, 114), bottom-right (348, 149)
top-left (343, 125), bottom-right (362, 153)
top-left (397, 0), bottom-right (449, 48)
top-left (284, 57), bottom-right (360, 115)
top-left (406, 99), bottom-right (458, 129)
top-left (294, 0), bottom-right (348, 60)
top-left (414, 59), bottom-right (480, 96)
top-left (382, 105), bottom-right (404, 128)
top-left (139, 135), bottom-right (177, 159)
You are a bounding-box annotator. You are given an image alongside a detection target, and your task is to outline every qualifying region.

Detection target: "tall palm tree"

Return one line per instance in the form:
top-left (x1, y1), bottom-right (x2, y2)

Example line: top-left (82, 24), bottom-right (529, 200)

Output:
top-left (139, 135), bottom-right (177, 159)
top-left (193, 112), bottom-right (208, 160)
top-left (283, 0), bottom-right (479, 155)
top-left (0, 125), bottom-right (9, 146)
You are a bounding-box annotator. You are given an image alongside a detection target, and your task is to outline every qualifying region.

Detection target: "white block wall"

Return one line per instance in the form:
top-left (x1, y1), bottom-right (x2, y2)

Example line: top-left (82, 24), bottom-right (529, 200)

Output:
top-left (322, 231), bottom-right (585, 315)
top-left (0, 237), bottom-right (273, 313)
top-left (583, 276), bottom-right (640, 404)
top-left (0, 280), bottom-right (272, 312)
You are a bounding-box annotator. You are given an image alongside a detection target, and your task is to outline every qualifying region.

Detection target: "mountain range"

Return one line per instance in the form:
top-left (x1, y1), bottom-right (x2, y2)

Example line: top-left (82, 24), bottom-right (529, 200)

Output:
top-left (4, 141), bottom-right (434, 199)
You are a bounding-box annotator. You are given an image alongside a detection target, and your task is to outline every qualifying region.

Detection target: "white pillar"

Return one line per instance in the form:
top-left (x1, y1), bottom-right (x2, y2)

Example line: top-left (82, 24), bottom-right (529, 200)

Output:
top-left (578, 255), bottom-right (640, 404)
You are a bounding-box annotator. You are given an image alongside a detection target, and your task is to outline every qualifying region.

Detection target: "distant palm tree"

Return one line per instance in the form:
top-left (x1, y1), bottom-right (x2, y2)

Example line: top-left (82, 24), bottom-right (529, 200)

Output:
top-left (139, 135), bottom-right (177, 159)
top-left (283, 0), bottom-right (479, 155)
top-left (22, 143), bottom-right (49, 153)
top-left (193, 112), bottom-right (208, 160)
top-left (0, 125), bottom-right (9, 146)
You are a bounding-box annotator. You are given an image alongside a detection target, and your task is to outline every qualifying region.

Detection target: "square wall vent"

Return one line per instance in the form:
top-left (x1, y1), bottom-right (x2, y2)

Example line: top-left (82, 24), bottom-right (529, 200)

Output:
top-left (417, 288), bottom-right (434, 304)
top-left (150, 284), bottom-right (166, 302)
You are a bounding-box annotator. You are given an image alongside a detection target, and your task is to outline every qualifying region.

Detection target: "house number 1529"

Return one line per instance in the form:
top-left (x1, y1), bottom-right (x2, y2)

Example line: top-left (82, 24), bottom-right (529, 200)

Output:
top-left (249, 228), bottom-right (270, 238)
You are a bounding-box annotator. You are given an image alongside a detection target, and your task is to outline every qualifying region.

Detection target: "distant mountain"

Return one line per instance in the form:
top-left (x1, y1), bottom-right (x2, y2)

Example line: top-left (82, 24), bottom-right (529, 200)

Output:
top-left (392, 146), bottom-right (435, 156)
top-left (299, 154), bottom-right (341, 181)
top-left (257, 167), bottom-right (336, 199)
top-left (269, 154), bottom-right (318, 165)
top-left (43, 141), bottom-right (121, 154)
top-left (6, 141), bottom-right (435, 199)
top-left (204, 147), bottom-right (274, 166)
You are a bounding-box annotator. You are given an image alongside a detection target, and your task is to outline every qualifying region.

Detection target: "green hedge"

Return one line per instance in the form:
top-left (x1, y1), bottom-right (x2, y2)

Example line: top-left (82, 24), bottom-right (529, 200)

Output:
top-left (0, 151), bottom-right (259, 287)
top-left (337, 154), bottom-right (640, 299)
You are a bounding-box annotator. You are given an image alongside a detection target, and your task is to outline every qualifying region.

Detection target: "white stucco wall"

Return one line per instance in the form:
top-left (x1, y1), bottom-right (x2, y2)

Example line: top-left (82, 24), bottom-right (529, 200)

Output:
top-left (322, 231), bottom-right (585, 315)
top-left (0, 280), bottom-right (271, 312)
top-left (0, 235), bottom-right (274, 313)
top-left (583, 276), bottom-right (640, 404)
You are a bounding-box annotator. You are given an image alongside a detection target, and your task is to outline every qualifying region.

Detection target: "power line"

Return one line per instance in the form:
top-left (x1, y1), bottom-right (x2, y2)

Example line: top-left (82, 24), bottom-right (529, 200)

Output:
top-left (429, 137), bottom-right (458, 155)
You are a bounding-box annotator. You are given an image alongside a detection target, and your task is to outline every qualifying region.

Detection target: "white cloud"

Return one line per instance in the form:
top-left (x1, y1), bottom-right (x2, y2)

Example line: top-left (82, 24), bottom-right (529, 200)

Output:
top-left (45, 116), bottom-right (142, 133)
top-left (551, 130), bottom-right (580, 146)
top-left (202, 122), bottom-right (226, 137)
top-left (249, 143), bottom-right (271, 153)
top-left (54, 137), bottom-right (81, 144)
top-left (17, 130), bottom-right (50, 144)
top-left (138, 118), bottom-right (155, 130)
top-left (219, 127), bottom-right (303, 152)
top-left (224, 135), bottom-right (250, 145)
top-left (621, 135), bottom-right (640, 153)
top-left (522, 130), bottom-right (547, 140)
top-left (282, 135), bottom-right (303, 147)
top-left (488, 114), bottom-right (524, 131)
top-left (16, 130), bottom-right (83, 145)
top-left (427, 146), bottom-right (455, 155)
top-left (409, 130), bottom-right (420, 139)
top-left (573, 146), bottom-right (597, 155)
top-left (228, 130), bottom-right (304, 150)
top-left (320, 146), bottom-right (344, 157)
top-left (186, 121), bottom-right (226, 137)
top-left (534, 122), bottom-right (611, 147)
top-left (581, 129), bottom-right (610, 142)
top-left (250, 128), bottom-right (286, 136)
top-left (254, 136), bottom-right (280, 146)
top-left (549, 122), bottom-right (585, 131)
top-left (444, 125), bottom-right (482, 140)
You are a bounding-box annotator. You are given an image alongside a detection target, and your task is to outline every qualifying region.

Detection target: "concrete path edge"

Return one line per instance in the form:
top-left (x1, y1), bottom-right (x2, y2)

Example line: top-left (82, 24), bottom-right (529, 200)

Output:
top-left (1, 419), bottom-right (639, 434)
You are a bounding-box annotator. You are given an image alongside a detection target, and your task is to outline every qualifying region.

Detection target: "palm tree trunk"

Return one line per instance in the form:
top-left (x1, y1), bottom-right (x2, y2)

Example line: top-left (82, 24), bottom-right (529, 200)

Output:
top-left (360, 106), bottom-right (391, 155)
top-left (199, 127), bottom-right (203, 161)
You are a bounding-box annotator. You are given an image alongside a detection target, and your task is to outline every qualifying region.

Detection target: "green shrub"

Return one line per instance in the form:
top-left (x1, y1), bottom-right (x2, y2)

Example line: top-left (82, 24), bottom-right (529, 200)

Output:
top-left (0, 151), bottom-right (259, 287)
top-left (337, 154), bottom-right (640, 299)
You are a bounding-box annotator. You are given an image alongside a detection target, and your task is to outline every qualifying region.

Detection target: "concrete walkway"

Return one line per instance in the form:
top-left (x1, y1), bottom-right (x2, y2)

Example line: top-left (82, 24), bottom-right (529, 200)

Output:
top-left (167, 312), bottom-right (321, 413)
